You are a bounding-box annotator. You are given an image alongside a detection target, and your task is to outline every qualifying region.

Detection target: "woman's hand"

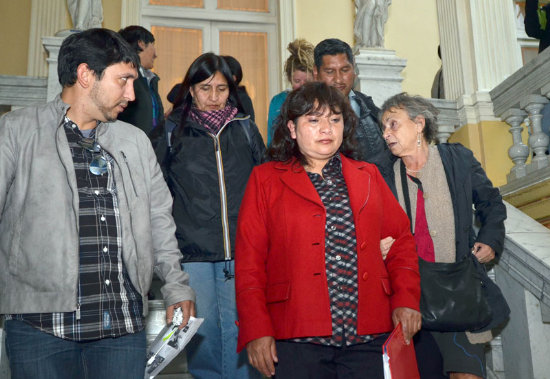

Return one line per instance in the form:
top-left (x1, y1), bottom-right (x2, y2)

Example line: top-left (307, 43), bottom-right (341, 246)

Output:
top-left (472, 242), bottom-right (495, 264)
top-left (392, 307), bottom-right (421, 344)
top-left (246, 336), bottom-right (278, 377)
top-left (380, 236), bottom-right (396, 260)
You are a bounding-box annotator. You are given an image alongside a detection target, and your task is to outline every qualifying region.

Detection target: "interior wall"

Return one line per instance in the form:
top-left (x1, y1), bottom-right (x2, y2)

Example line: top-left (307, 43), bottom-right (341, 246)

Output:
top-left (385, 0), bottom-right (440, 98)
top-left (294, 0), bottom-right (440, 98)
top-left (0, 0), bottom-right (32, 75)
top-left (2, 1), bottom-right (441, 96)
top-left (0, 0), bottom-right (121, 77)
top-left (294, 0), bottom-right (355, 46)
top-left (102, 0), bottom-right (122, 32)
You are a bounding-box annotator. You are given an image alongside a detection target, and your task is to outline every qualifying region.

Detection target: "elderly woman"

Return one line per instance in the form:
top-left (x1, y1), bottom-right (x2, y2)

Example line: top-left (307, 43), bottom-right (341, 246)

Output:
top-left (235, 82), bottom-right (421, 378)
top-left (380, 93), bottom-right (508, 379)
top-left (159, 52), bottom-right (265, 378)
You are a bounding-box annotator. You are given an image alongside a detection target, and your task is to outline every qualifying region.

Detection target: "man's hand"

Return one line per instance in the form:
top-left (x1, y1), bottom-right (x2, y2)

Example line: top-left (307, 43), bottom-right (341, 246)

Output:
top-left (246, 336), bottom-right (278, 377)
top-left (392, 307), bottom-right (421, 344)
top-left (166, 300), bottom-right (195, 329)
top-left (472, 242), bottom-right (495, 264)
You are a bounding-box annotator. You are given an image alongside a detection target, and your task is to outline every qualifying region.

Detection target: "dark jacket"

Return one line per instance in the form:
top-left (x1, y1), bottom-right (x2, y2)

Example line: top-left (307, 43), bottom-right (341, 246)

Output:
top-left (237, 86), bottom-right (255, 122)
top-left (161, 113), bottom-right (265, 262)
top-left (391, 143), bottom-right (509, 331)
top-left (436, 144), bottom-right (506, 260)
top-left (525, 0), bottom-right (550, 53)
top-left (118, 71), bottom-right (164, 135)
top-left (353, 91), bottom-right (395, 186)
top-left (438, 143), bottom-right (509, 331)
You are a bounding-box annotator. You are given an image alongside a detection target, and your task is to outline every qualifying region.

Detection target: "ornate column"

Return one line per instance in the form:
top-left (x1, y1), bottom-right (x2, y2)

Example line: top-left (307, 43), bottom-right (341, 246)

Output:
top-left (355, 49), bottom-right (406, 107)
top-left (502, 108), bottom-right (529, 181)
top-left (521, 95), bottom-right (550, 171)
top-left (353, 1), bottom-right (406, 107)
top-left (27, 0), bottom-right (67, 77)
top-left (278, 0), bottom-right (296, 90)
top-left (43, 36), bottom-right (64, 101)
top-left (436, 0), bottom-right (468, 100)
top-left (430, 98), bottom-right (460, 143)
top-left (121, 0), bottom-right (141, 27)
top-left (468, 0), bottom-right (522, 92)
top-left (436, 0), bottom-right (522, 123)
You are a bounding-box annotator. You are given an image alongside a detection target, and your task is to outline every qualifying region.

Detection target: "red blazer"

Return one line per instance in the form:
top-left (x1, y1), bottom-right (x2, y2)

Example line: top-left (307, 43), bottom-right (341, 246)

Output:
top-left (235, 155), bottom-right (420, 352)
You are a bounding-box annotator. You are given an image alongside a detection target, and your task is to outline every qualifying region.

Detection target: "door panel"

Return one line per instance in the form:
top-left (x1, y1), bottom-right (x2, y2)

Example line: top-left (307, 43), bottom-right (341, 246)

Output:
top-left (143, 1), bottom-right (277, 141)
top-left (152, 26), bottom-right (204, 111)
top-left (149, 0), bottom-right (203, 7)
top-left (219, 30), bottom-right (268, 136)
top-left (214, 22), bottom-right (277, 139)
top-left (217, 0), bottom-right (268, 12)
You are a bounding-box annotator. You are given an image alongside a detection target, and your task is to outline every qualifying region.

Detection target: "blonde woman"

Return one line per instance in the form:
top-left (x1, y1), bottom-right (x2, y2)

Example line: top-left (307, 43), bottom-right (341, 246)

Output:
top-left (267, 38), bottom-right (314, 145)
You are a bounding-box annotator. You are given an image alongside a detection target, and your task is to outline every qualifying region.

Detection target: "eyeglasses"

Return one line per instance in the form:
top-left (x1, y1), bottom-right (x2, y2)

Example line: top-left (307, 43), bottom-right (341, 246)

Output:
top-left (77, 137), bottom-right (108, 176)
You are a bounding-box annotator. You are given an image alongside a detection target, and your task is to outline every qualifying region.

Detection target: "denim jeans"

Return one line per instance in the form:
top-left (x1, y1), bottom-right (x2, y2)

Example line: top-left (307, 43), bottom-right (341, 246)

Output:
top-left (5, 319), bottom-right (146, 379)
top-left (183, 260), bottom-right (259, 379)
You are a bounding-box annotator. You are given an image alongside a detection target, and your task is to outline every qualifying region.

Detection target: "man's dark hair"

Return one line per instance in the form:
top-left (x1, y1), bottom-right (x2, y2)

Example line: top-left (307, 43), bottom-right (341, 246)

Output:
top-left (58, 28), bottom-right (140, 87)
top-left (314, 38), bottom-right (355, 70)
top-left (221, 55), bottom-right (243, 85)
top-left (118, 25), bottom-right (155, 53)
top-left (268, 81), bottom-right (359, 166)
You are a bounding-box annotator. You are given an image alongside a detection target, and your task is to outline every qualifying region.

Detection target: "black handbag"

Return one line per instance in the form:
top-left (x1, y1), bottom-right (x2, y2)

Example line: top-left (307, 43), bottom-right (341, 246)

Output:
top-left (418, 256), bottom-right (492, 331)
top-left (399, 161), bottom-right (493, 332)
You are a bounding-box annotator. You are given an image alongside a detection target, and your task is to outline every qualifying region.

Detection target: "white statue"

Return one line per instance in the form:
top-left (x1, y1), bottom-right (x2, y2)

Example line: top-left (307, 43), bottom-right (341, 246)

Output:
top-left (67, 0), bottom-right (103, 30)
top-left (353, 0), bottom-right (392, 49)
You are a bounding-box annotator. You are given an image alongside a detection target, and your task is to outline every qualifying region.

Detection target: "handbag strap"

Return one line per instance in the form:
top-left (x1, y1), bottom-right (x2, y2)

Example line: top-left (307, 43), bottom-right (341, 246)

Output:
top-left (399, 160), bottom-right (424, 235)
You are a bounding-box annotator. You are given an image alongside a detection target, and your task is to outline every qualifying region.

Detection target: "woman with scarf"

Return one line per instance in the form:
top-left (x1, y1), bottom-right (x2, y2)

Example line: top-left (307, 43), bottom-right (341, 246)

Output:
top-left (159, 52), bottom-right (265, 379)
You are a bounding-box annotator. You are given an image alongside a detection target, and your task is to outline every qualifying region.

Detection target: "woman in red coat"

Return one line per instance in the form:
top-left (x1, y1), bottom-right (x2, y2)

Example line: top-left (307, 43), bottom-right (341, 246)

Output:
top-left (235, 82), bottom-right (421, 378)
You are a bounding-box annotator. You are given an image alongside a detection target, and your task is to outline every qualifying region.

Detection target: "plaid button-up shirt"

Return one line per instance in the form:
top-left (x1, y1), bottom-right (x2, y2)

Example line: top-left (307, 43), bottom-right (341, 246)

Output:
top-left (293, 155), bottom-right (373, 346)
top-left (8, 118), bottom-right (144, 341)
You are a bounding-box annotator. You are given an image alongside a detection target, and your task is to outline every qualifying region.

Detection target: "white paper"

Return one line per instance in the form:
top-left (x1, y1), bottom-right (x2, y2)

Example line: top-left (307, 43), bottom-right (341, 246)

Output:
top-left (383, 351), bottom-right (392, 379)
top-left (144, 310), bottom-right (203, 379)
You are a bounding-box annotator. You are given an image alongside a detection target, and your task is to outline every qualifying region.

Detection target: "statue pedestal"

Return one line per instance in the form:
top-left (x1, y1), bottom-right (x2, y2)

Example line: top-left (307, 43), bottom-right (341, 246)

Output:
top-left (355, 48), bottom-right (407, 107)
top-left (42, 35), bottom-right (66, 101)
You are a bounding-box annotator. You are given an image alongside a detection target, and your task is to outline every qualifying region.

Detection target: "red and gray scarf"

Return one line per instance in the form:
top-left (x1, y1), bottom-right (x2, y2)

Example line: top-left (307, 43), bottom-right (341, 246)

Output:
top-left (189, 104), bottom-right (238, 135)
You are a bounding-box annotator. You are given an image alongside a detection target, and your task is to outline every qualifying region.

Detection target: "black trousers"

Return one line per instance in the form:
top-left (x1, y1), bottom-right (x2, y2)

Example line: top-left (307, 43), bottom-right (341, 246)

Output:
top-left (274, 335), bottom-right (388, 379)
top-left (414, 329), bottom-right (447, 378)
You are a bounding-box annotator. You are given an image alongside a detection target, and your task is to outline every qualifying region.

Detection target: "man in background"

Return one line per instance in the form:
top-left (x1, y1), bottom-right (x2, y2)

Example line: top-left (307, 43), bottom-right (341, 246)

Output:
top-left (118, 25), bottom-right (164, 135)
top-left (314, 38), bottom-right (393, 181)
top-left (525, 0), bottom-right (550, 53)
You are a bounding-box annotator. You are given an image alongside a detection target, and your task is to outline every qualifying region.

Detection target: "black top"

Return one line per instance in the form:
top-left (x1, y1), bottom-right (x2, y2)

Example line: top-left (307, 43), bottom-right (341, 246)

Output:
top-left (118, 71), bottom-right (164, 136)
top-left (524, 0), bottom-right (550, 52)
top-left (236, 86), bottom-right (255, 122)
top-left (161, 115), bottom-right (265, 262)
top-left (353, 91), bottom-right (395, 190)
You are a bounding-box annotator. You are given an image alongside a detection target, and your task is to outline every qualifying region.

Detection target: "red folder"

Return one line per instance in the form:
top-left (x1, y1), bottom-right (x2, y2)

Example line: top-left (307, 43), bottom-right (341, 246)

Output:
top-left (382, 323), bottom-right (420, 379)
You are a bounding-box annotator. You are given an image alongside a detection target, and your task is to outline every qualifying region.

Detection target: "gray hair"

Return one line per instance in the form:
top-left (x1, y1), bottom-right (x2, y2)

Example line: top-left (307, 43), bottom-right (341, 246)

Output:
top-left (380, 92), bottom-right (440, 143)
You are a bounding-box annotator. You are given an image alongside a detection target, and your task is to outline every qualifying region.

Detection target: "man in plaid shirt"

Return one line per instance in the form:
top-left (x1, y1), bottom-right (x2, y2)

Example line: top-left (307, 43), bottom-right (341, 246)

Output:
top-left (0, 28), bottom-right (195, 378)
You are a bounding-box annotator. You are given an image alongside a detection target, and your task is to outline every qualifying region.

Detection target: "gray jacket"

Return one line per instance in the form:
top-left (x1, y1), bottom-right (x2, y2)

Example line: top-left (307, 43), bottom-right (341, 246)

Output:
top-left (0, 96), bottom-right (195, 315)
